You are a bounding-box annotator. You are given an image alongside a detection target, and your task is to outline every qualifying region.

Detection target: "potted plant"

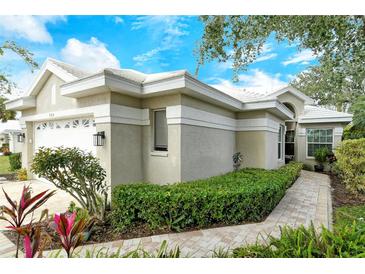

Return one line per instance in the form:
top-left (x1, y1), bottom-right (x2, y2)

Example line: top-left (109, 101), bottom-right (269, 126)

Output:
top-left (314, 147), bottom-right (330, 172)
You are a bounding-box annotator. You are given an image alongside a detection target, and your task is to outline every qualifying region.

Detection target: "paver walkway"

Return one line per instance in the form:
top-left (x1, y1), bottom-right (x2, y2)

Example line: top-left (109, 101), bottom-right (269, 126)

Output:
top-left (0, 170), bottom-right (332, 258)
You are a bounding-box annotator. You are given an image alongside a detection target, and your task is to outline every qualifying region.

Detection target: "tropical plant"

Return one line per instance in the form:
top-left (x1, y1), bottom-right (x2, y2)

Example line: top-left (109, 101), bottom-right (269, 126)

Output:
top-left (232, 152), bottom-right (243, 171)
top-left (52, 212), bottom-right (97, 258)
top-left (31, 147), bottom-right (109, 220)
top-left (197, 16), bottom-right (365, 111)
top-left (9, 152), bottom-right (21, 171)
top-left (233, 222), bottom-right (365, 258)
top-left (48, 240), bottom-right (182, 258)
top-left (16, 168), bottom-right (28, 181)
top-left (335, 138), bottom-right (365, 194)
top-left (314, 147), bottom-right (330, 165)
top-left (0, 185), bottom-right (55, 257)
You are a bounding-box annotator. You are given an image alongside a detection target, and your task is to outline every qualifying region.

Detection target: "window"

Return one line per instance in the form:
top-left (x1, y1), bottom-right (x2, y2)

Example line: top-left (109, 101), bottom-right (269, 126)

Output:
top-left (51, 84), bottom-right (56, 105)
top-left (154, 109), bottom-right (168, 151)
top-left (278, 125), bottom-right (284, 159)
top-left (306, 128), bottom-right (333, 157)
top-left (285, 130), bottom-right (295, 156)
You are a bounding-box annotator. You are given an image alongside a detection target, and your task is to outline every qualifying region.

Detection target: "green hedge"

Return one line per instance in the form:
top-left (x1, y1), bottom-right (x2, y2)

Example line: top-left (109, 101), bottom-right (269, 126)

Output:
top-left (335, 138), bottom-right (365, 194)
top-left (9, 152), bottom-right (21, 171)
top-left (111, 162), bottom-right (303, 232)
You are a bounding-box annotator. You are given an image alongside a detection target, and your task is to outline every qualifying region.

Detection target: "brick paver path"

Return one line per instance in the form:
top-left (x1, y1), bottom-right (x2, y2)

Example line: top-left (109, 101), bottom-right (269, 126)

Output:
top-left (0, 170), bottom-right (332, 258)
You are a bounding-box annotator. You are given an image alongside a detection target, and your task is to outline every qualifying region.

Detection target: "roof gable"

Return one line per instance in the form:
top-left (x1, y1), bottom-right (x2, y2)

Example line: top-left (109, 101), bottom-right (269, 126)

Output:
top-left (267, 86), bottom-right (314, 105)
top-left (26, 58), bottom-right (88, 97)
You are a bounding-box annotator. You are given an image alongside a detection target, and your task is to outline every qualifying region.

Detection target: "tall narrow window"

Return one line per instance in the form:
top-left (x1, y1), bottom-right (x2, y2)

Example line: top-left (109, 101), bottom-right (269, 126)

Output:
top-left (51, 84), bottom-right (56, 105)
top-left (306, 128), bottom-right (333, 157)
top-left (154, 109), bottom-right (168, 151)
top-left (278, 125), bottom-right (284, 159)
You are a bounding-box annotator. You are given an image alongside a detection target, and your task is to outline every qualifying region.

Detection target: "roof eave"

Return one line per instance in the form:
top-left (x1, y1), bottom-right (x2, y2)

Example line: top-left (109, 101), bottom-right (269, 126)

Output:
top-left (5, 96), bottom-right (36, 111)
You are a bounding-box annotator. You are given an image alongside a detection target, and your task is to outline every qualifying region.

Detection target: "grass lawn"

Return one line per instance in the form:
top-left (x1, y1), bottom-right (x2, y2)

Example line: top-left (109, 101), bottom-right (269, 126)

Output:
top-left (0, 155), bottom-right (11, 174)
top-left (334, 205), bottom-right (365, 229)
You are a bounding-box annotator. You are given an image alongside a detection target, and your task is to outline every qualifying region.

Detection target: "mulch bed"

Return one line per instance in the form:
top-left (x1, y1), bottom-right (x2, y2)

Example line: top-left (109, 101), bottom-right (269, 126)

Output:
top-left (327, 172), bottom-right (365, 209)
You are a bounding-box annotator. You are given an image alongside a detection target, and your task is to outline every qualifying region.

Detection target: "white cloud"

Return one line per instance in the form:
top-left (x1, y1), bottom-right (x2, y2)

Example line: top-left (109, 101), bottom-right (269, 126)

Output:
top-left (254, 53), bottom-right (278, 63)
top-left (114, 16), bottom-right (124, 24)
top-left (0, 16), bottom-right (65, 44)
top-left (132, 16), bottom-right (189, 66)
top-left (211, 69), bottom-right (287, 95)
top-left (282, 49), bottom-right (316, 66)
top-left (60, 37), bottom-right (120, 72)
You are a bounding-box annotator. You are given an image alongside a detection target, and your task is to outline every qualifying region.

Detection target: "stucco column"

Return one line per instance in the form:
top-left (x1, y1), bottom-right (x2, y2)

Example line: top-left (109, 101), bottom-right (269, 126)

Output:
top-left (22, 121), bottom-right (34, 178)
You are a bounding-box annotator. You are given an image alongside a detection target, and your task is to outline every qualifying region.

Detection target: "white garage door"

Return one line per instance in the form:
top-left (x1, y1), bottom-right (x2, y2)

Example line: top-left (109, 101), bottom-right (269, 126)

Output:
top-left (34, 117), bottom-right (97, 155)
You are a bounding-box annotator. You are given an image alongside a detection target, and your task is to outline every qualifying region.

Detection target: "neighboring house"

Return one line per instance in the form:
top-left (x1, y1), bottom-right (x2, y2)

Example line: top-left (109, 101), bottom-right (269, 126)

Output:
top-left (5, 58), bottom-right (352, 186)
top-left (0, 120), bottom-right (22, 153)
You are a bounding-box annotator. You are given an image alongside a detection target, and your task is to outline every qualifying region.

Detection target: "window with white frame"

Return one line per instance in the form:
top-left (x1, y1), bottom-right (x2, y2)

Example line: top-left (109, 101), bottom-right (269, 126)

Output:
top-left (306, 128), bottom-right (333, 157)
top-left (278, 125), bottom-right (285, 159)
top-left (154, 109), bottom-right (168, 151)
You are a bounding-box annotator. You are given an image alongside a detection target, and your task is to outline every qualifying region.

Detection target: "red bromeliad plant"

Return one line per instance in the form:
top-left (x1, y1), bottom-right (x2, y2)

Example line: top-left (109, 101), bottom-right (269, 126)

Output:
top-left (53, 212), bottom-right (95, 258)
top-left (0, 185), bottom-right (56, 257)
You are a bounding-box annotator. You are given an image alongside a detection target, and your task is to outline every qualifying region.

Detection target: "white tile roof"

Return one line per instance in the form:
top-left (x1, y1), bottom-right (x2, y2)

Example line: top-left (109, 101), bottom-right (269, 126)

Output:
top-left (0, 120), bottom-right (21, 134)
top-left (39, 59), bottom-right (353, 122)
top-left (302, 105), bottom-right (353, 120)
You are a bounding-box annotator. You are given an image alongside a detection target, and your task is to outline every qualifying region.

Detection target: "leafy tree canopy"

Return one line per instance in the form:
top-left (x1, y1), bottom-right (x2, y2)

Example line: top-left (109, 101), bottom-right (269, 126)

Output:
top-left (0, 40), bottom-right (38, 122)
top-left (197, 16), bottom-right (365, 111)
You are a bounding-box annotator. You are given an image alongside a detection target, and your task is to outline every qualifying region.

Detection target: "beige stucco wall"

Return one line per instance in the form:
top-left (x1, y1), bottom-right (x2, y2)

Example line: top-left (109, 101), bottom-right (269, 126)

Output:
top-left (277, 93), bottom-right (305, 117)
top-left (181, 94), bottom-right (235, 119)
top-left (141, 94), bottom-right (182, 184)
top-left (296, 122), bottom-right (346, 170)
top-left (110, 123), bottom-right (143, 185)
top-left (142, 124), bottom-right (181, 184)
top-left (180, 125), bottom-right (235, 182)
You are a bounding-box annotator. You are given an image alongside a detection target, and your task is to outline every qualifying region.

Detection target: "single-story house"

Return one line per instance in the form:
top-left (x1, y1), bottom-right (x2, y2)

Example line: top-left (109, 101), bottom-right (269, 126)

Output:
top-left (5, 58), bottom-right (352, 186)
top-left (0, 120), bottom-right (22, 153)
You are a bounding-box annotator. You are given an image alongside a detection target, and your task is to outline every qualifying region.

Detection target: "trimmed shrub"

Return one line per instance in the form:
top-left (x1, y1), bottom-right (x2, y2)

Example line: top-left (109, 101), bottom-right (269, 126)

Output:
top-left (335, 138), bottom-right (365, 194)
top-left (233, 222), bottom-right (365, 258)
top-left (31, 147), bottom-right (109, 220)
top-left (16, 168), bottom-right (27, 181)
top-left (9, 152), bottom-right (21, 171)
top-left (111, 162), bottom-right (303, 232)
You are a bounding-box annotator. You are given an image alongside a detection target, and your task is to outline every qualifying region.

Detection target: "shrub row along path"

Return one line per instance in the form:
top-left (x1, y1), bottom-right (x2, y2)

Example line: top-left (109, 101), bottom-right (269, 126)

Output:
top-left (0, 171), bottom-right (332, 258)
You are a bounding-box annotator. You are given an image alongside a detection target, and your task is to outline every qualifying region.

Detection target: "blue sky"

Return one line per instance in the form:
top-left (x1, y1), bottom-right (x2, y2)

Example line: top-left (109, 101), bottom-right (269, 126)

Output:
top-left (0, 15), bottom-right (318, 97)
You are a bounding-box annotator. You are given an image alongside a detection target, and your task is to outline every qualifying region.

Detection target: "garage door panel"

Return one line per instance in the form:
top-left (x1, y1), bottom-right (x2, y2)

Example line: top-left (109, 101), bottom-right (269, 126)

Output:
top-left (34, 117), bottom-right (96, 155)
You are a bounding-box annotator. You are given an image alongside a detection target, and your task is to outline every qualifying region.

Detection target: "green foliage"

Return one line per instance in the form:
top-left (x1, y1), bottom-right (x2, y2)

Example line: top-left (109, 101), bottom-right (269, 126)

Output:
top-left (350, 95), bottom-right (365, 129)
top-left (68, 201), bottom-right (90, 223)
top-left (314, 147), bottom-right (329, 164)
top-left (343, 124), bottom-right (365, 140)
top-left (233, 222), bottom-right (365, 258)
top-left (31, 147), bottom-right (109, 220)
top-left (0, 41), bottom-right (38, 122)
top-left (344, 96), bottom-right (365, 140)
top-left (0, 96), bottom-right (15, 122)
top-left (48, 240), bottom-right (182, 258)
top-left (197, 16), bottom-right (365, 111)
top-left (16, 168), bottom-right (27, 181)
top-left (0, 40), bottom-right (38, 93)
top-left (111, 162), bottom-right (303, 232)
top-left (335, 138), bottom-right (365, 194)
top-left (8, 152), bottom-right (21, 171)
top-left (334, 205), bottom-right (365, 230)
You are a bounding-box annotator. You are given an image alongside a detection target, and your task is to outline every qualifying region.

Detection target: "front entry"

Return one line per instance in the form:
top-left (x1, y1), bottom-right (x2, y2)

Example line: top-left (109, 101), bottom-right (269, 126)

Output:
top-left (285, 130), bottom-right (295, 163)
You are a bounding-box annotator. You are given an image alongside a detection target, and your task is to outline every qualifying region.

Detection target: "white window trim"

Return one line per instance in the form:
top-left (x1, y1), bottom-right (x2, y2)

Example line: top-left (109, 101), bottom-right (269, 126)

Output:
top-left (305, 128), bottom-right (334, 159)
top-left (152, 108), bottom-right (168, 153)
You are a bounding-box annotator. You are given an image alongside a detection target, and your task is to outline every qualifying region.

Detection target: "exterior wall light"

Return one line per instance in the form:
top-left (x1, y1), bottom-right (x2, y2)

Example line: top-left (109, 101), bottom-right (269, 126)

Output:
top-left (17, 133), bottom-right (25, 143)
top-left (93, 131), bottom-right (105, 146)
